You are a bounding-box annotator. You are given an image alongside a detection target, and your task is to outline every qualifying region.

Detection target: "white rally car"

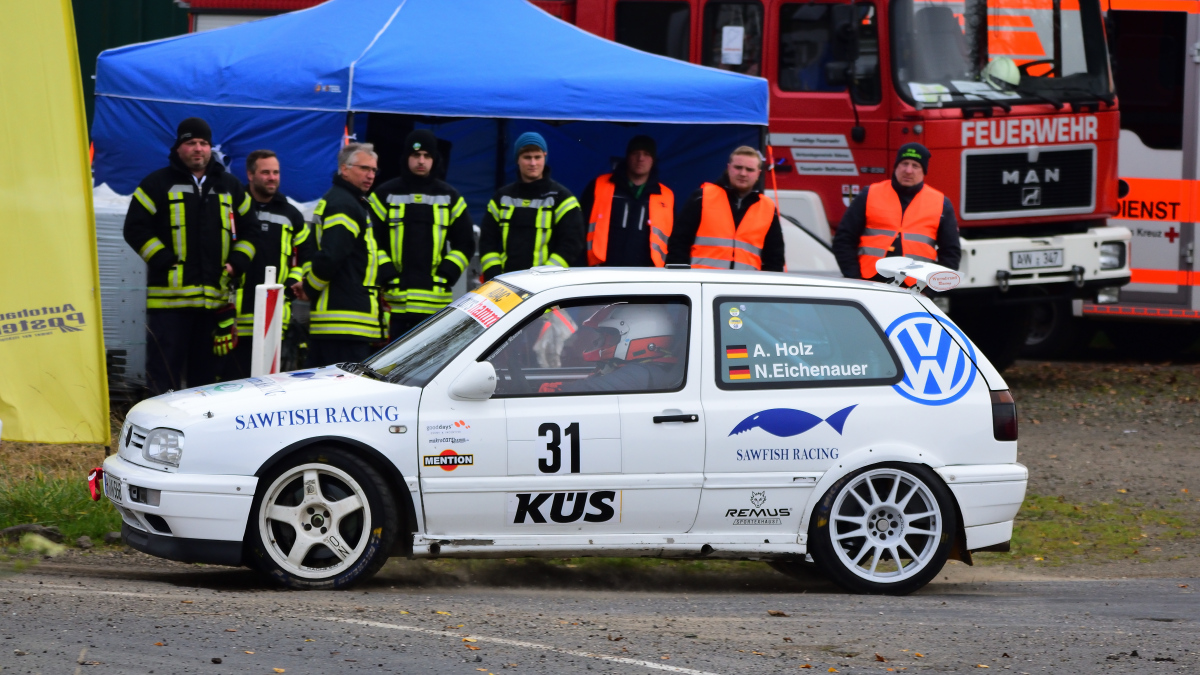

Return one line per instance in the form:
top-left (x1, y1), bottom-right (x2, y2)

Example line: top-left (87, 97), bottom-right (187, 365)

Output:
top-left (103, 265), bottom-right (1025, 594)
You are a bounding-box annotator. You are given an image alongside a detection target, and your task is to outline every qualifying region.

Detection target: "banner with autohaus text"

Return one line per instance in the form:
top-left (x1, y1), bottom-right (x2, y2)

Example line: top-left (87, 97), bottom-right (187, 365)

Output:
top-left (0, 0), bottom-right (110, 442)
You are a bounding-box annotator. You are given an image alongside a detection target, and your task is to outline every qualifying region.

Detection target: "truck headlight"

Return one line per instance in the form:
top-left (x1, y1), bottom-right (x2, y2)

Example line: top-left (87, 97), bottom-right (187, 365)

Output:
top-left (1099, 241), bottom-right (1126, 270)
top-left (143, 428), bottom-right (184, 466)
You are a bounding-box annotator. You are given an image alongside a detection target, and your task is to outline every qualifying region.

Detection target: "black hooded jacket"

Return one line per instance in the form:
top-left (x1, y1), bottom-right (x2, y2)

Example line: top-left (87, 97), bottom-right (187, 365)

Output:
top-left (123, 153), bottom-right (258, 310)
top-left (665, 174), bottom-right (785, 272)
top-left (577, 161), bottom-right (669, 268)
top-left (831, 178), bottom-right (962, 280)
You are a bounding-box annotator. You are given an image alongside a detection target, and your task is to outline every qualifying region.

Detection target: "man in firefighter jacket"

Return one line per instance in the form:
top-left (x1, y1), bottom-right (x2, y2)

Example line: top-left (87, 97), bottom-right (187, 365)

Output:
top-left (301, 143), bottom-right (398, 367)
top-left (226, 149), bottom-right (314, 379)
top-left (479, 132), bottom-right (584, 280)
top-left (123, 117), bottom-right (259, 395)
top-left (368, 129), bottom-right (474, 338)
top-left (832, 142), bottom-right (961, 281)
top-left (666, 146), bottom-right (785, 271)
top-left (580, 135), bottom-right (673, 267)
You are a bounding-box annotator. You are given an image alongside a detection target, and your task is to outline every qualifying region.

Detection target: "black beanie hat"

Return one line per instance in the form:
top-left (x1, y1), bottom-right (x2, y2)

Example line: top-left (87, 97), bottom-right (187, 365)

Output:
top-left (894, 142), bottom-right (930, 173)
top-left (626, 134), bottom-right (657, 160)
top-left (404, 129), bottom-right (440, 164)
top-left (173, 117), bottom-right (212, 150)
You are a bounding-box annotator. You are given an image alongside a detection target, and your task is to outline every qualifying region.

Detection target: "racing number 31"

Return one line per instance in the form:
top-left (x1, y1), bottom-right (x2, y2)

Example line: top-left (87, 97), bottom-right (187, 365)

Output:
top-left (538, 422), bottom-right (580, 473)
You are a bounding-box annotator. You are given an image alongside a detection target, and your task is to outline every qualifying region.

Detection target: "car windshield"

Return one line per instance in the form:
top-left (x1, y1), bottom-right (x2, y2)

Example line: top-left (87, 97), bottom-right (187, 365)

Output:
top-left (364, 280), bottom-right (531, 388)
top-left (891, 0), bottom-right (1111, 108)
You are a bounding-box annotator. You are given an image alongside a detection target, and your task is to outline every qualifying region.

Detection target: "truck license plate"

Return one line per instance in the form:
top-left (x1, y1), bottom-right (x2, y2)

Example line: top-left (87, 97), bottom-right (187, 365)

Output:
top-left (1010, 249), bottom-right (1063, 270)
top-left (104, 473), bottom-right (122, 503)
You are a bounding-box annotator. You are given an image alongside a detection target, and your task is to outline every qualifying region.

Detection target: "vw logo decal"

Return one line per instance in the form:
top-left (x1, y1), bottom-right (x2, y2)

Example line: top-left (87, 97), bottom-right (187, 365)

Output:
top-left (884, 312), bottom-right (976, 406)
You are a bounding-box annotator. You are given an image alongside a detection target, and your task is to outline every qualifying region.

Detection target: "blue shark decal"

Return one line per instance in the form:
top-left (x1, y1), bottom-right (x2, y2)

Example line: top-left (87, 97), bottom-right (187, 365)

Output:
top-left (728, 405), bottom-right (858, 437)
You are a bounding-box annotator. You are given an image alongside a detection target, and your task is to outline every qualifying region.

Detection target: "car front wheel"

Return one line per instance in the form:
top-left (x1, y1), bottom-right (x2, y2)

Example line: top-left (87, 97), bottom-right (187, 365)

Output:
top-left (809, 464), bottom-right (955, 595)
top-left (247, 447), bottom-right (398, 589)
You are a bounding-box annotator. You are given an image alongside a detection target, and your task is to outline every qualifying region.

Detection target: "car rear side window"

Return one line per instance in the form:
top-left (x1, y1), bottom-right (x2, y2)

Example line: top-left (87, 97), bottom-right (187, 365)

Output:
top-left (714, 297), bottom-right (900, 389)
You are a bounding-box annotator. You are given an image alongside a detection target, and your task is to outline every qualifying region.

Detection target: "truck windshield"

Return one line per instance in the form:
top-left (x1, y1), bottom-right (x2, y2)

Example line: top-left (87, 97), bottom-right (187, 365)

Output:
top-left (891, 0), bottom-right (1111, 108)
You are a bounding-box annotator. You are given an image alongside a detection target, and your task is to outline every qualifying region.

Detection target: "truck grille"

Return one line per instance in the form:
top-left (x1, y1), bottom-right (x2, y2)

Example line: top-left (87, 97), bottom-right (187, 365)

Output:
top-left (961, 146), bottom-right (1095, 220)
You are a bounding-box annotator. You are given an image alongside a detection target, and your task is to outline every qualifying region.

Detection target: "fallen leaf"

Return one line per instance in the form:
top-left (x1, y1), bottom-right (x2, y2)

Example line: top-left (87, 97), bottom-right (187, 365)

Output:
top-left (1034, 557), bottom-right (1044, 561)
top-left (901, 649), bottom-right (909, 652)
top-left (225, 629), bottom-right (237, 632)
top-left (180, 600), bottom-right (193, 604)
top-left (1179, 584), bottom-right (1189, 589)
top-left (477, 669), bottom-right (489, 672)
top-left (875, 653), bottom-right (888, 662)
top-left (752, 651), bottom-right (765, 655)
top-left (1117, 489), bottom-right (1128, 494)
top-left (607, 634), bottom-right (624, 642)
top-left (153, 642), bottom-right (164, 647)
top-left (768, 610), bottom-right (790, 617)
top-left (463, 638), bottom-right (478, 643)
top-left (977, 665), bottom-right (989, 669)
top-left (915, 653), bottom-right (924, 658)
top-left (304, 639), bottom-right (314, 642)
top-left (435, 611), bottom-right (452, 615)
top-left (799, 666), bottom-right (812, 670)
top-left (661, 655), bottom-right (671, 660)
top-left (466, 645), bottom-right (481, 651)
top-left (274, 670), bottom-right (285, 674)
top-left (783, 637), bottom-right (793, 643)
top-left (244, 651), bottom-right (254, 654)
top-left (828, 669), bottom-right (839, 673)
top-left (400, 610), bottom-right (410, 614)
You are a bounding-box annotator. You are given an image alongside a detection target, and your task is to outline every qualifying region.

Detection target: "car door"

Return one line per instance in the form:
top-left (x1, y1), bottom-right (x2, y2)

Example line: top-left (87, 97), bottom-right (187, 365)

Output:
top-left (481, 283), bottom-right (705, 537)
top-left (694, 283), bottom-right (905, 542)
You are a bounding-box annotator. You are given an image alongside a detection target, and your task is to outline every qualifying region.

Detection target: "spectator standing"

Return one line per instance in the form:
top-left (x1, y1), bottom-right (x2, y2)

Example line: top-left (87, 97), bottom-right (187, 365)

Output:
top-left (301, 143), bottom-right (397, 367)
top-left (580, 135), bottom-right (673, 267)
top-left (665, 146), bottom-right (784, 271)
top-left (479, 132), bottom-right (583, 280)
top-left (369, 130), bottom-right (474, 339)
top-left (123, 117), bottom-right (257, 395)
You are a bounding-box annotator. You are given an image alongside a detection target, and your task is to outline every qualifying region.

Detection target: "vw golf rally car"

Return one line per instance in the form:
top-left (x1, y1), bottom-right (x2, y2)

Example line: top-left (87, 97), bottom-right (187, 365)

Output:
top-left (103, 265), bottom-right (1026, 594)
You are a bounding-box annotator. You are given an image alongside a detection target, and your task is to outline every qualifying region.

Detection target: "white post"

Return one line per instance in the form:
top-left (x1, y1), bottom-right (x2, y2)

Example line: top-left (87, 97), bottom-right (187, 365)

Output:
top-left (250, 265), bottom-right (285, 377)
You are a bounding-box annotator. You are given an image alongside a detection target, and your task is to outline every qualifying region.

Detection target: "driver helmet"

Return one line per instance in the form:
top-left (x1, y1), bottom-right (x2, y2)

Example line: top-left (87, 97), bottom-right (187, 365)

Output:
top-left (581, 303), bottom-right (676, 362)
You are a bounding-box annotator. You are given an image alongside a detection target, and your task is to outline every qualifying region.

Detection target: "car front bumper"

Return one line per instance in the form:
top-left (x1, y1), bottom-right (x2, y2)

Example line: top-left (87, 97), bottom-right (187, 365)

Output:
top-left (102, 455), bottom-right (257, 565)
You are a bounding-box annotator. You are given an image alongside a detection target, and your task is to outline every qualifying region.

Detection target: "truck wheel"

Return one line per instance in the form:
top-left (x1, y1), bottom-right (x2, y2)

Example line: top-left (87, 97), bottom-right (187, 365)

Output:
top-left (247, 446), bottom-right (398, 590)
top-left (950, 304), bottom-right (1031, 371)
top-left (809, 464), bottom-right (955, 595)
top-left (1022, 299), bottom-right (1092, 359)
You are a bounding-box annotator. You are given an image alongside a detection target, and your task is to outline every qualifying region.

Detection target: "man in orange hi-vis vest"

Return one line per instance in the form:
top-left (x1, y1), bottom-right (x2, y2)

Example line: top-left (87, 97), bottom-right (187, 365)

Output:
top-left (665, 146), bottom-right (785, 271)
top-left (580, 135), bottom-right (674, 267)
top-left (833, 143), bottom-right (961, 281)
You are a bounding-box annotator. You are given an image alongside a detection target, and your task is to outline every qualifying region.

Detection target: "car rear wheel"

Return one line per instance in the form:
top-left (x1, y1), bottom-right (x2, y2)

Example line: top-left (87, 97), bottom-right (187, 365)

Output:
top-left (809, 465), bottom-right (955, 595)
top-left (247, 447), bottom-right (398, 589)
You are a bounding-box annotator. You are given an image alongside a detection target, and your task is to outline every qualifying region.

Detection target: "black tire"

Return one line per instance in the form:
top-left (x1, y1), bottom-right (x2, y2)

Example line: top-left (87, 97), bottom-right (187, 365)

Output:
top-left (1022, 299), bottom-right (1091, 359)
top-left (809, 463), bottom-right (956, 595)
top-left (246, 446), bottom-right (399, 590)
top-left (949, 303), bottom-right (1032, 372)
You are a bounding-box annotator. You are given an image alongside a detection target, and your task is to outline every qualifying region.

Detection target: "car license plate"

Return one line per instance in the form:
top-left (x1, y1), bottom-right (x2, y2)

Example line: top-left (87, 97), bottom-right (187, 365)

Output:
top-left (1010, 249), bottom-right (1063, 270)
top-left (104, 474), bottom-right (122, 503)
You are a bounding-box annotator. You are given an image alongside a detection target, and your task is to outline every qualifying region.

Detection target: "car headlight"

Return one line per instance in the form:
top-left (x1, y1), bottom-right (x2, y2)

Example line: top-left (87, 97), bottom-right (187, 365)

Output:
top-left (1099, 241), bottom-right (1126, 270)
top-left (143, 428), bottom-right (184, 466)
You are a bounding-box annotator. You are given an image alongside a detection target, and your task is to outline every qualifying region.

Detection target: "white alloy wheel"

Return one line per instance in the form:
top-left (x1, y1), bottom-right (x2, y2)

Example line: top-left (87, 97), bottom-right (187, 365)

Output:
top-left (257, 463), bottom-right (373, 580)
top-left (828, 468), bottom-right (943, 583)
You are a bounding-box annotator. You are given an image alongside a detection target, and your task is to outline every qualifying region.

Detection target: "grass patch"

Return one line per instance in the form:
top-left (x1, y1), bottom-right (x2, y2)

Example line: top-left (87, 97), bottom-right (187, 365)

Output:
top-left (0, 471), bottom-right (122, 543)
top-left (975, 493), bottom-right (1196, 566)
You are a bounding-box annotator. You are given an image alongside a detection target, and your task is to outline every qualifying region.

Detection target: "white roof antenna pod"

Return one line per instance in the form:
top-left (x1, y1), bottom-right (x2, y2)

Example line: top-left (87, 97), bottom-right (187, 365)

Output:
top-left (875, 257), bottom-right (962, 293)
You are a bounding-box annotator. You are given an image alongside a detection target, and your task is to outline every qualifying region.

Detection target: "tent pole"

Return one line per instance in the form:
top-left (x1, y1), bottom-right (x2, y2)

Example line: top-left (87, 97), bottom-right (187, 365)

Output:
top-left (345, 112), bottom-right (355, 145)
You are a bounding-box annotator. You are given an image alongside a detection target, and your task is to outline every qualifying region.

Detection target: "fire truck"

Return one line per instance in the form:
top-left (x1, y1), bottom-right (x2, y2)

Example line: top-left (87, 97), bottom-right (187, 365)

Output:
top-left (177, 0), bottom-right (1136, 368)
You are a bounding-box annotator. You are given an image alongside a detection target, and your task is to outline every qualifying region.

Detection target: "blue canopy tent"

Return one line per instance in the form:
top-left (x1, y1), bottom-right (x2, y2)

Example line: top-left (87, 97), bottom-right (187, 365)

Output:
top-left (92, 0), bottom-right (769, 215)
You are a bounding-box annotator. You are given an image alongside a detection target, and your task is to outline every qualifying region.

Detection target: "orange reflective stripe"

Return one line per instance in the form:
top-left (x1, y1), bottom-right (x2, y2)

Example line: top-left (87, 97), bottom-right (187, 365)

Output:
top-left (1102, 0), bottom-right (1200, 11)
top-left (1130, 269), bottom-right (1200, 286)
top-left (648, 185), bottom-right (674, 267)
top-left (859, 181), bottom-right (943, 280)
top-left (1114, 178), bottom-right (1200, 222)
top-left (690, 183), bottom-right (774, 270)
top-left (587, 174), bottom-right (616, 265)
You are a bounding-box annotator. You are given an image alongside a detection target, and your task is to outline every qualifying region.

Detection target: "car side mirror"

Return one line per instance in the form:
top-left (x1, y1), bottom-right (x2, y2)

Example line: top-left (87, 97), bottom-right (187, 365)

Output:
top-left (449, 360), bottom-right (497, 400)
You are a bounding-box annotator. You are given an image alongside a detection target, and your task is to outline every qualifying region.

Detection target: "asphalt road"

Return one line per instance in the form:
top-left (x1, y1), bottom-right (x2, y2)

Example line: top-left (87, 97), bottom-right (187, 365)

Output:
top-left (1, 558), bottom-right (1197, 675)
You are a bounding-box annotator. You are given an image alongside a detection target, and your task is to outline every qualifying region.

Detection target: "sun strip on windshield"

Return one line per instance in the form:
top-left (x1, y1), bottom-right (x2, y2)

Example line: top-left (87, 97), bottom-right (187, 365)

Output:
top-left (450, 280), bottom-right (531, 328)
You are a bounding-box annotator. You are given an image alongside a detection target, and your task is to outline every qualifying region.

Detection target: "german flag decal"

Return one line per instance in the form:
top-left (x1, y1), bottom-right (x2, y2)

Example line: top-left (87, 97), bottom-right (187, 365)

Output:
top-left (725, 345), bottom-right (748, 359)
top-left (728, 365), bottom-right (751, 380)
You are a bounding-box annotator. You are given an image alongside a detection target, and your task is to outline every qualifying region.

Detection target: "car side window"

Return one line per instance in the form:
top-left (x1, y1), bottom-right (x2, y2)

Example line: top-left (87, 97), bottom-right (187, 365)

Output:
top-left (483, 297), bottom-right (690, 397)
top-left (715, 297), bottom-right (900, 389)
